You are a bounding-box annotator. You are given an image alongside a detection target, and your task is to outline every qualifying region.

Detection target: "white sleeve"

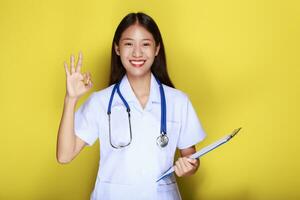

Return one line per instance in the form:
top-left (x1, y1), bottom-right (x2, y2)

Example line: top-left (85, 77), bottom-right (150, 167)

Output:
top-left (177, 95), bottom-right (206, 149)
top-left (74, 93), bottom-right (99, 146)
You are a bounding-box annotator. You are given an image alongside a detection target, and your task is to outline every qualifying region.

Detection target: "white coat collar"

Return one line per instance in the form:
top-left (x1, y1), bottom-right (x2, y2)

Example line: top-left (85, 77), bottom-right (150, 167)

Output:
top-left (116, 73), bottom-right (161, 109)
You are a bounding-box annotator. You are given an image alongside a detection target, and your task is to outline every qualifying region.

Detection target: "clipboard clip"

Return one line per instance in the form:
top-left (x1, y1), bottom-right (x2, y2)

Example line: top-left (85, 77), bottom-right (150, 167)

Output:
top-left (229, 127), bottom-right (242, 139)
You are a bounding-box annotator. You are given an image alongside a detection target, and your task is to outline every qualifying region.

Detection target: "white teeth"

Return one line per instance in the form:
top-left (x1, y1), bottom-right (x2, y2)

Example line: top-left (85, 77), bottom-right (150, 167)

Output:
top-left (130, 60), bottom-right (145, 65)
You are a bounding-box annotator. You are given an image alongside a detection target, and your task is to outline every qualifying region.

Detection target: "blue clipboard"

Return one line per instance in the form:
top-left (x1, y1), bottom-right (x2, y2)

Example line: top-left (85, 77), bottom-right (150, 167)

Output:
top-left (156, 127), bottom-right (242, 182)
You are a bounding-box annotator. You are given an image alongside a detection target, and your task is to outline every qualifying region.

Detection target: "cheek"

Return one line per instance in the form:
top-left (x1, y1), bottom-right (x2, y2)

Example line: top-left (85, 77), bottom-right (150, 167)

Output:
top-left (120, 48), bottom-right (130, 56)
top-left (118, 53), bottom-right (129, 67)
top-left (144, 48), bottom-right (157, 58)
top-left (119, 49), bottom-right (131, 62)
top-left (120, 56), bottom-right (130, 68)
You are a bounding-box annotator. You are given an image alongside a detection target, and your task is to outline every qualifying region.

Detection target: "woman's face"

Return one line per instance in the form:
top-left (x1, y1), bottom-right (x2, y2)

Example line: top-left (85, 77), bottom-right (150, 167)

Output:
top-left (115, 24), bottom-right (160, 79)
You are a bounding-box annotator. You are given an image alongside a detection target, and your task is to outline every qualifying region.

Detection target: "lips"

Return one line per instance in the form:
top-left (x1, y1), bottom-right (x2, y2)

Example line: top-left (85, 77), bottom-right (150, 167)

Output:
top-left (129, 59), bottom-right (146, 67)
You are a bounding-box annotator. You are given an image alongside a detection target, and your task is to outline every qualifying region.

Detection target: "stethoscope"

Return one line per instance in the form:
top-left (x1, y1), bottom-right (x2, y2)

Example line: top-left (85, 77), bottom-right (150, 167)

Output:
top-left (107, 76), bottom-right (169, 149)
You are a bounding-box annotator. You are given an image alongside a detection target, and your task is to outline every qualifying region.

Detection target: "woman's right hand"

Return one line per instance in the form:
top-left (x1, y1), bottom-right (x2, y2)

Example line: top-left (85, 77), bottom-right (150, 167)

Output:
top-left (64, 52), bottom-right (93, 100)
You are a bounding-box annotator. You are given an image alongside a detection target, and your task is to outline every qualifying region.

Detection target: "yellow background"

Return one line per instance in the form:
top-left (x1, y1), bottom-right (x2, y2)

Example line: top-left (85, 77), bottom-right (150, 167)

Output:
top-left (0, 0), bottom-right (299, 199)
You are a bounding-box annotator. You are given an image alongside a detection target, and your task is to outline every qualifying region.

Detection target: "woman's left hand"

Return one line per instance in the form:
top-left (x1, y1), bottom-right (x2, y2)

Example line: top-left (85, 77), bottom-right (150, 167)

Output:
top-left (174, 157), bottom-right (199, 177)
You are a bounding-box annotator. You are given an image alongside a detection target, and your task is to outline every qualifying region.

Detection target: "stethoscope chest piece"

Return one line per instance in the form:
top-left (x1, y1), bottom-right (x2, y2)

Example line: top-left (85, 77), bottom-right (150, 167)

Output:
top-left (156, 133), bottom-right (169, 148)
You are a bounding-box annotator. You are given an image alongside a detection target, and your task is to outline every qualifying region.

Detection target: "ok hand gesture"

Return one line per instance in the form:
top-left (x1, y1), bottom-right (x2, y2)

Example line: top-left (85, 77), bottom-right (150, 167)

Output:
top-left (64, 52), bottom-right (93, 100)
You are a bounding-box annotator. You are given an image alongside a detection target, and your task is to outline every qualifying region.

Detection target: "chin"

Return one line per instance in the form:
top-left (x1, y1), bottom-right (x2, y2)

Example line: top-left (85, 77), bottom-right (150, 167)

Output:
top-left (126, 68), bottom-right (151, 79)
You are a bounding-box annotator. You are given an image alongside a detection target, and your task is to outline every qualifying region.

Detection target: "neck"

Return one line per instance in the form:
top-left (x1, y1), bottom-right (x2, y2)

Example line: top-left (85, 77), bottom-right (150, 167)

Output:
top-left (126, 72), bottom-right (151, 108)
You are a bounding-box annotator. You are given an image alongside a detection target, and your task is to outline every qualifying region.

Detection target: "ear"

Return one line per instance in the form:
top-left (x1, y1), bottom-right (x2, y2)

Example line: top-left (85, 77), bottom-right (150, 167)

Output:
top-left (114, 43), bottom-right (120, 56)
top-left (155, 43), bottom-right (160, 56)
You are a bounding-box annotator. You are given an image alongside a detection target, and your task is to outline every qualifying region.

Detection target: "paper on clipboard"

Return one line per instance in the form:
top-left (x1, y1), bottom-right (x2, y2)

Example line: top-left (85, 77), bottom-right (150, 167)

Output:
top-left (156, 127), bottom-right (242, 182)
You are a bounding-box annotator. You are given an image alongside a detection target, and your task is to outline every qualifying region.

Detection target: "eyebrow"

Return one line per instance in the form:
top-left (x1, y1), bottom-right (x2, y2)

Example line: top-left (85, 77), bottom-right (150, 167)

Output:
top-left (121, 38), bottom-right (153, 41)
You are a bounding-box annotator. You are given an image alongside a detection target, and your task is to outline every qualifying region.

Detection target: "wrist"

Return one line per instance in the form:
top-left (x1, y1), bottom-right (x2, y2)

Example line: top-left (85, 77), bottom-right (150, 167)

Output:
top-left (64, 94), bottom-right (79, 105)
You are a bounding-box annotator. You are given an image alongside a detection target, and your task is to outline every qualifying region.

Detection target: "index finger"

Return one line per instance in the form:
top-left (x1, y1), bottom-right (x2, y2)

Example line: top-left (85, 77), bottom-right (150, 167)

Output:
top-left (76, 51), bottom-right (83, 73)
top-left (64, 61), bottom-right (70, 76)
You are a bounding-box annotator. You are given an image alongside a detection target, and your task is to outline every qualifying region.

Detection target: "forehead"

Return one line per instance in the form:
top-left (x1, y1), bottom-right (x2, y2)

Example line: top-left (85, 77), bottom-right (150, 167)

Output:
top-left (120, 24), bottom-right (155, 41)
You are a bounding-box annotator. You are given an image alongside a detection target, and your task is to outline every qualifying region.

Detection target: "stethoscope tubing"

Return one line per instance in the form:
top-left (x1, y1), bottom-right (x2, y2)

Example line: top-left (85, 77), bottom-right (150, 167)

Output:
top-left (107, 75), bottom-right (167, 149)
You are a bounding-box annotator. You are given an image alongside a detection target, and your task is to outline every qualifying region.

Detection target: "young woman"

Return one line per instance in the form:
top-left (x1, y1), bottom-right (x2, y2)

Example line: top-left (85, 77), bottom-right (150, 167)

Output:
top-left (57, 12), bottom-right (206, 200)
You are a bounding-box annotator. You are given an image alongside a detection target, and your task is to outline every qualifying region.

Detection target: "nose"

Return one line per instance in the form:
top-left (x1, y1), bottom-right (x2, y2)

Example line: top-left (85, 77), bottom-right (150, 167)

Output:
top-left (132, 45), bottom-right (143, 57)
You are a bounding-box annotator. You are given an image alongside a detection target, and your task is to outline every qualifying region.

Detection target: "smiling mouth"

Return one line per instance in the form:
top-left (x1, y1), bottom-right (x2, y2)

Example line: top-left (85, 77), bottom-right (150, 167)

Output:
top-left (130, 60), bottom-right (146, 67)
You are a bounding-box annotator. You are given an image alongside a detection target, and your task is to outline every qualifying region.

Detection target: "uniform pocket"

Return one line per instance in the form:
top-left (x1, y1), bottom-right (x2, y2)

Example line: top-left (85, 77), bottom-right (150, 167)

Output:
top-left (157, 182), bottom-right (182, 200)
top-left (94, 181), bottom-right (136, 200)
top-left (157, 182), bottom-right (177, 192)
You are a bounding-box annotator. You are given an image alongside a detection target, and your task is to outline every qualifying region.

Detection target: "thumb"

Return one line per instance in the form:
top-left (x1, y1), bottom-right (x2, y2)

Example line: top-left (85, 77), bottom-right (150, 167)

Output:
top-left (187, 158), bottom-right (198, 165)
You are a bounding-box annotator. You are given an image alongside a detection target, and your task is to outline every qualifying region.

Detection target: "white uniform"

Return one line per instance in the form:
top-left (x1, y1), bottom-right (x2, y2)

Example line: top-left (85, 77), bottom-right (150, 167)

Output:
top-left (74, 73), bottom-right (206, 200)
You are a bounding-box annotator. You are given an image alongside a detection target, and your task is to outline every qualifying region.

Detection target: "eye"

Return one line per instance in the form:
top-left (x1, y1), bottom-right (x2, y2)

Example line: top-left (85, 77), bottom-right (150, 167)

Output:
top-left (124, 42), bottom-right (133, 46)
top-left (143, 43), bottom-right (151, 46)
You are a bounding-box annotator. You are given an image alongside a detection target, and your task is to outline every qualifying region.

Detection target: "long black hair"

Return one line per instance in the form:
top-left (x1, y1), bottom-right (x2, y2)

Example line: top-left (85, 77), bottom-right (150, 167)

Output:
top-left (109, 12), bottom-right (175, 88)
